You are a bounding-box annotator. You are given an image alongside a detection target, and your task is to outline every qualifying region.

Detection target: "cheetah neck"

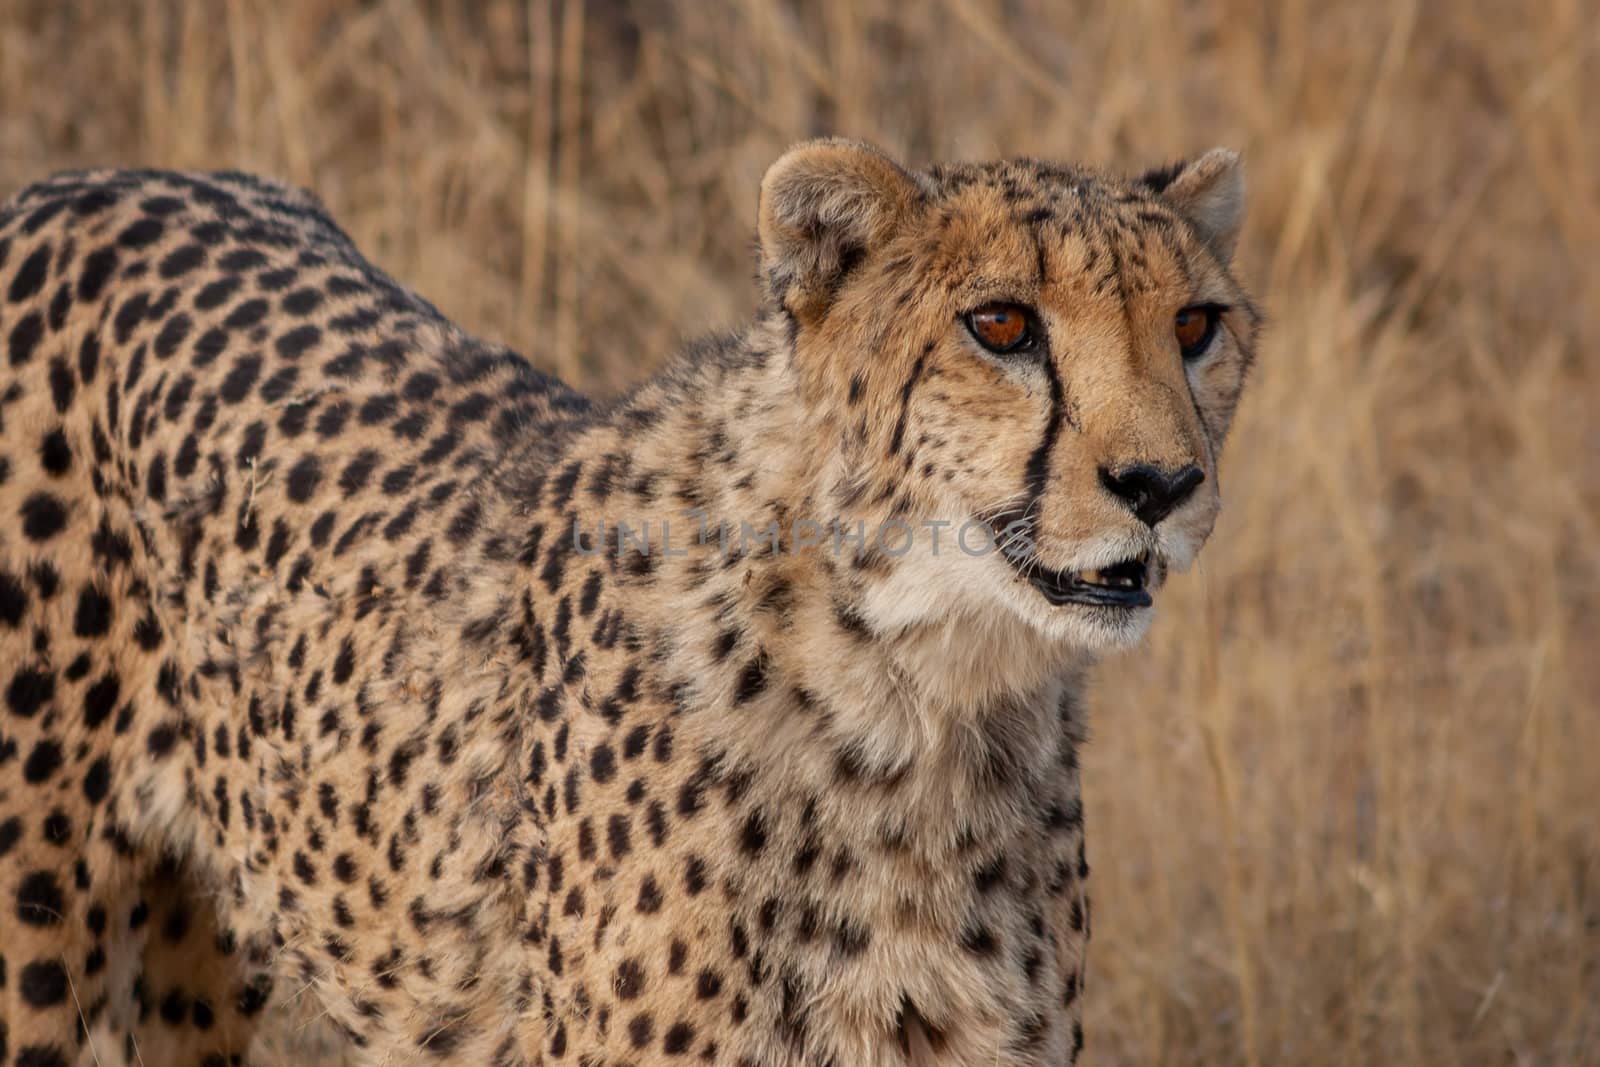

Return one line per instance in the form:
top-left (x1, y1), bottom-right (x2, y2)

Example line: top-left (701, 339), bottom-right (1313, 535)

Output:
top-left (412, 319), bottom-right (1093, 1060)
top-left (474, 315), bottom-right (1092, 845)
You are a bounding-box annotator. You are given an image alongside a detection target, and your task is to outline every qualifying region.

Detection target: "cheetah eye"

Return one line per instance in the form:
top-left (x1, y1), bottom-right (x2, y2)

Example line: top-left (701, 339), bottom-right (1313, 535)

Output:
top-left (965, 303), bottom-right (1037, 355)
top-left (1175, 304), bottom-right (1225, 360)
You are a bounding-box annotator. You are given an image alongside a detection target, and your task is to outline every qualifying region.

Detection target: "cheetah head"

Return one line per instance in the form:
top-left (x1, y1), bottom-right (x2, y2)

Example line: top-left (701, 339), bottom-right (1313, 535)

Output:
top-left (759, 139), bottom-right (1258, 655)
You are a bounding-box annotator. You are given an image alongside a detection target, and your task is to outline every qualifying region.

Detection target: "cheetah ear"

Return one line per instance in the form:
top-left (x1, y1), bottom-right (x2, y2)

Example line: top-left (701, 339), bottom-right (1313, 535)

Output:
top-left (1140, 148), bottom-right (1245, 264)
top-left (758, 139), bottom-right (922, 325)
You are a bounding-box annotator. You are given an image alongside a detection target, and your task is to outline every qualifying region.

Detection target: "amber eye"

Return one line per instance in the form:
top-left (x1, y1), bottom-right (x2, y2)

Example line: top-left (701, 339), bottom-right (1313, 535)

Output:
top-left (966, 303), bottom-right (1035, 354)
top-left (1175, 305), bottom-right (1222, 360)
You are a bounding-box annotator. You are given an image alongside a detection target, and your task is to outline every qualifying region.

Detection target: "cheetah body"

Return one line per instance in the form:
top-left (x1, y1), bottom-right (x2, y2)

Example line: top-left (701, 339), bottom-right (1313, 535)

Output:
top-left (0, 142), bottom-right (1256, 1066)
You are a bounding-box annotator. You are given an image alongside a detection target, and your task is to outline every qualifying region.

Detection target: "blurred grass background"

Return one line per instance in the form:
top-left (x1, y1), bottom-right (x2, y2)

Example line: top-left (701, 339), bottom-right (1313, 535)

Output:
top-left (3, 0), bottom-right (1597, 1063)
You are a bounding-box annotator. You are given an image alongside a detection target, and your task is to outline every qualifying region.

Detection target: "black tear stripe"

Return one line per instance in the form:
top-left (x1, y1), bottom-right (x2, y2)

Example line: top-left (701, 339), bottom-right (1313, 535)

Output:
top-left (1028, 223), bottom-right (1081, 440)
top-left (1023, 356), bottom-right (1066, 500)
top-left (887, 342), bottom-right (931, 457)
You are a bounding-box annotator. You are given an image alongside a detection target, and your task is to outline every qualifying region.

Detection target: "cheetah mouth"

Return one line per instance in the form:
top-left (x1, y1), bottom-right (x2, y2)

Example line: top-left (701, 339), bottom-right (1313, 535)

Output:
top-left (1023, 554), bottom-right (1153, 609)
top-left (983, 510), bottom-right (1158, 610)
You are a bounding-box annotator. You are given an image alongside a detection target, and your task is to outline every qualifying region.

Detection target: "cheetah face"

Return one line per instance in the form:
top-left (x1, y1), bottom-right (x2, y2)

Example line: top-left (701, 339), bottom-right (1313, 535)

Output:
top-left (760, 141), bottom-right (1258, 652)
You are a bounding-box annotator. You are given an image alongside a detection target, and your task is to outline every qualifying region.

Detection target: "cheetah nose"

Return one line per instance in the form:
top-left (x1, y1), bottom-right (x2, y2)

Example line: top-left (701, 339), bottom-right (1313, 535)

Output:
top-left (1098, 463), bottom-right (1204, 528)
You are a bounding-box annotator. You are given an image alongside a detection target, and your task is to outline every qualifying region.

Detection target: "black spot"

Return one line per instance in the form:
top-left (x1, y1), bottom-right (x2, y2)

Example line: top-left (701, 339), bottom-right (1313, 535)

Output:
top-left (138, 195), bottom-right (185, 216)
top-left (695, 968), bottom-right (721, 999)
top-left (82, 756), bottom-right (111, 804)
top-left (47, 282), bottom-right (70, 330)
top-left (159, 243), bottom-right (207, 278)
top-left (622, 725), bottom-right (650, 760)
top-left (236, 975), bottom-right (272, 1016)
top-left (446, 500), bottom-right (482, 545)
top-left (403, 372), bottom-right (439, 401)
top-left (287, 455), bottom-right (321, 502)
top-left (0, 570), bottom-right (26, 627)
top-left (309, 511), bottom-right (337, 547)
top-left (113, 292), bottom-right (149, 344)
top-left (133, 609), bottom-right (162, 651)
top-left (19, 491), bottom-right (68, 541)
top-left (218, 248), bottom-right (268, 272)
top-left (22, 742), bottom-right (63, 783)
top-left (14, 1045), bottom-right (71, 1067)
top-left (21, 198), bottom-right (68, 233)
top-left (607, 814), bottom-right (634, 858)
top-left (194, 275), bottom-right (241, 311)
top-left (448, 393), bottom-right (493, 424)
top-left (339, 450), bottom-right (381, 494)
top-left (282, 287), bottom-right (323, 316)
top-left (191, 326), bottom-right (229, 367)
top-left (276, 324), bottom-right (321, 360)
top-left (78, 245), bottom-right (119, 302)
top-left (315, 402), bottom-right (351, 438)
top-left (7, 244), bottom-right (50, 302)
top-left (38, 429), bottom-right (71, 476)
top-left (30, 562), bottom-right (59, 599)
top-left (117, 217), bottom-right (165, 249)
top-left (89, 517), bottom-right (133, 570)
top-left (351, 394), bottom-right (397, 430)
top-left (583, 741), bottom-right (619, 783)
top-left (73, 585), bottom-right (113, 637)
top-left (162, 374), bottom-right (194, 421)
top-left (47, 357), bottom-right (74, 413)
top-left (258, 267), bottom-right (298, 292)
top-left (76, 334), bottom-right (101, 387)
top-left (259, 365), bottom-right (299, 403)
top-left (63, 653), bottom-right (91, 682)
top-left (146, 722), bottom-right (179, 757)
top-left (734, 655), bottom-right (769, 703)
top-left (834, 918), bottom-right (870, 957)
top-left (233, 422), bottom-right (269, 472)
top-left (332, 637), bottom-right (357, 686)
top-left (636, 870), bottom-right (662, 915)
top-left (18, 958), bottom-right (68, 1008)
top-left (616, 958), bottom-right (646, 999)
top-left (153, 312), bottom-right (193, 360)
top-left (224, 298), bottom-right (269, 330)
top-left (974, 854), bottom-right (1008, 893)
top-left (41, 811), bottom-right (71, 846)
top-left (8, 310), bottom-right (44, 366)
top-left (7, 667), bottom-right (54, 718)
top-left (16, 871), bottom-right (65, 926)
top-left (960, 921), bottom-right (999, 956)
top-left (219, 354), bottom-right (264, 405)
top-left (739, 811), bottom-right (768, 856)
top-left (380, 465), bottom-right (416, 495)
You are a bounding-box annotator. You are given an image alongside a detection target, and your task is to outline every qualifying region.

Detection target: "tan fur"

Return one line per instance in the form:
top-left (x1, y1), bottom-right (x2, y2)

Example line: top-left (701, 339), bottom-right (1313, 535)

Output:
top-left (0, 143), bottom-right (1256, 1065)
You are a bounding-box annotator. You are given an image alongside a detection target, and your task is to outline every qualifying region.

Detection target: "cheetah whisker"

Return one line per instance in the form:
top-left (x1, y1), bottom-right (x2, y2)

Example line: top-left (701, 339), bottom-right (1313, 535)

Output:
top-left (62, 953), bottom-right (105, 1067)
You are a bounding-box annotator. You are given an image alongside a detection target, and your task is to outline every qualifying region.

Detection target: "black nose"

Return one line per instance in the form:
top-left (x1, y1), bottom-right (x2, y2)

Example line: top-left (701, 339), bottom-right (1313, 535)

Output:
top-left (1099, 463), bottom-right (1205, 527)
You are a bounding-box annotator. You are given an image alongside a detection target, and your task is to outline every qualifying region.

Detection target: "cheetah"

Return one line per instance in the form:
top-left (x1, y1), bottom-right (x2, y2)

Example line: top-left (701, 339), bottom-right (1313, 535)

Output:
top-left (0, 140), bottom-right (1258, 1066)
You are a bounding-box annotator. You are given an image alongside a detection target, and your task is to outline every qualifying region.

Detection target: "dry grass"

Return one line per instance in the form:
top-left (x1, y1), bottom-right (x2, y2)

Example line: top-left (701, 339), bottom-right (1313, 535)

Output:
top-left (4, 0), bottom-right (1597, 1063)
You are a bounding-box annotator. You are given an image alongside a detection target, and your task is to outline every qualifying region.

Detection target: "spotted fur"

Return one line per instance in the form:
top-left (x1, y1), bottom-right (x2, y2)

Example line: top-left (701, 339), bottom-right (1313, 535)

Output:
top-left (0, 141), bottom-right (1257, 1066)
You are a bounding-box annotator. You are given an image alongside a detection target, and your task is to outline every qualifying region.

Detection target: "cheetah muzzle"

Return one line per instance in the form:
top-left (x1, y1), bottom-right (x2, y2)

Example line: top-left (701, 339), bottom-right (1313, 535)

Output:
top-left (0, 140), bottom-right (1257, 1066)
